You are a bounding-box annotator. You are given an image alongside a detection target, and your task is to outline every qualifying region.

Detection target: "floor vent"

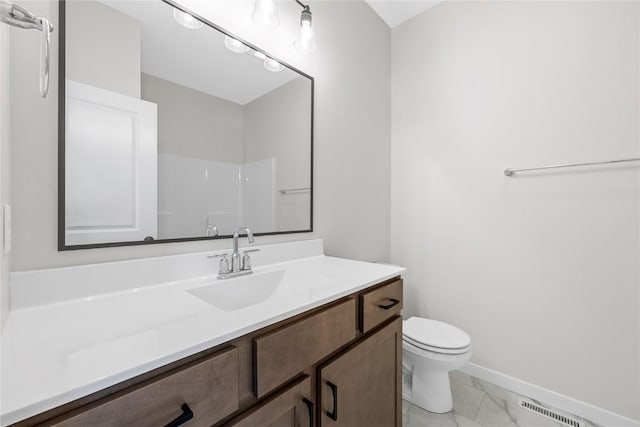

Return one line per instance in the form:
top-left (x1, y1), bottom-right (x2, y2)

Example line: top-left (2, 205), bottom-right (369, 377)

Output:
top-left (518, 398), bottom-right (584, 427)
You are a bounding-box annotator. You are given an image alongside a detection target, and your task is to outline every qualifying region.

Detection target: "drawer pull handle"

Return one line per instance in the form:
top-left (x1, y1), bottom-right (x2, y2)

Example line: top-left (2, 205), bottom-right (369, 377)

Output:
top-left (164, 403), bottom-right (193, 427)
top-left (326, 381), bottom-right (338, 421)
top-left (378, 298), bottom-right (400, 310)
top-left (303, 397), bottom-right (314, 427)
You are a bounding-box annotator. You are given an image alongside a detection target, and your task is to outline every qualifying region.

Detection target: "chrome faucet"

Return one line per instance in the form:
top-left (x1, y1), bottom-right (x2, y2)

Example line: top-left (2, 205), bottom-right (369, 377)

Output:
top-left (205, 224), bottom-right (218, 237)
top-left (209, 227), bottom-right (259, 279)
top-left (231, 227), bottom-right (253, 272)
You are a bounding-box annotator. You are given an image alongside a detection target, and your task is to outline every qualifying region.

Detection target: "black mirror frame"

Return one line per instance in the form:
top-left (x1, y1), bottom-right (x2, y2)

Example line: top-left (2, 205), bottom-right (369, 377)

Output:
top-left (58, 0), bottom-right (314, 251)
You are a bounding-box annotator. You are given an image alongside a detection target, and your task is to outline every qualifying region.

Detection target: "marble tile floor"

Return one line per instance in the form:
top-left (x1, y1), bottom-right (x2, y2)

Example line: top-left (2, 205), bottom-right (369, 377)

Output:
top-left (402, 371), bottom-right (602, 427)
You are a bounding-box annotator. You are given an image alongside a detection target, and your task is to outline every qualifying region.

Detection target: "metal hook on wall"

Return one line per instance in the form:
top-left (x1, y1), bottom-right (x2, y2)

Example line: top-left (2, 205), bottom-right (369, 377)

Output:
top-left (0, 0), bottom-right (54, 98)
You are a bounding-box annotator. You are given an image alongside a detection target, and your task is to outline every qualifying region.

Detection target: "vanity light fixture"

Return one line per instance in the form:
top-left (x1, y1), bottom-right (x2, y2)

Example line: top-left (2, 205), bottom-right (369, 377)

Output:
top-left (293, 1), bottom-right (316, 54)
top-left (263, 57), bottom-right (285, 72)
top-left (221, 35), bottom-right (282, 72)
top-left (224, 35), bottom-right (249, 54)
top-left (173, 9), bottom-right (203, 30)
top-left (252, 0), bottom-right (279, 30)
top-left (251, 0), bottom-right (317, 54)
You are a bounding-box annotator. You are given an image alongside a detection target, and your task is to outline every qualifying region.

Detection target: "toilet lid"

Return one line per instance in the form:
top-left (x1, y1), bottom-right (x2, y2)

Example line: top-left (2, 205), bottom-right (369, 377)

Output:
top-left (403, 317), bottom-right (471, 351)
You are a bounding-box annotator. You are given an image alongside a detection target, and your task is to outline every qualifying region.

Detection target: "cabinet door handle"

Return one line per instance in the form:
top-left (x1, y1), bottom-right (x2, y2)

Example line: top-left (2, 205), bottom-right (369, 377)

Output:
top-left (164, 403), bottom-right (193, 427)
top-left (302, 397), bottom-right (314, 427)
top-left (326, 381), bottom-right (338, 421)
top-left (378, 298), bottom-right (400, 310)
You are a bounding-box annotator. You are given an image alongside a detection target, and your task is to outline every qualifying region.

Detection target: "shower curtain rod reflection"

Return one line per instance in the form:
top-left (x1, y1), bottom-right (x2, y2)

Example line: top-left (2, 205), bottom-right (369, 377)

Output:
top-left (504, 158), bottom-right (640, 176)
top-left (279, 188), bottom-right (311, 194)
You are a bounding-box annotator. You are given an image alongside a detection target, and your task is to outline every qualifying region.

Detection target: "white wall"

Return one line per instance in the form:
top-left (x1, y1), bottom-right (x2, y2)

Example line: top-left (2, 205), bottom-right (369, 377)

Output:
top-left (391, 0), bottom-right (639, 420)
top-left (66, 1), bottom-right (141, 98)
top-left (243, 158), bottom-right (276, 232)
top-left (0, 23), bottom-right (10, 329)
top-left (9, 0), bottom-right (390, 271)
top-left (157, 154), bottom-right (242, 238)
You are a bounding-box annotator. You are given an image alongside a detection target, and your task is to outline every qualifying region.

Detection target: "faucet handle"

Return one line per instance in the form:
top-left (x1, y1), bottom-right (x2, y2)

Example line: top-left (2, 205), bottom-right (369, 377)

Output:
top-left (207, 252), bottom-right (228, 259)
top-left (206, 224), bottom-right (219, 237)
top-left (208, 253), bottom-right (230, 274)
top-left (241, 249), bottom-right (259, 271)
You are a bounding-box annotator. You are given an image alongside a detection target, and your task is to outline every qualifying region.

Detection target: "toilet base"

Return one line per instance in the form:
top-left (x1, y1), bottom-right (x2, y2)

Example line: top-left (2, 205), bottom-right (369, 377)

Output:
top-left (407, 368), bottom-right (453, 413)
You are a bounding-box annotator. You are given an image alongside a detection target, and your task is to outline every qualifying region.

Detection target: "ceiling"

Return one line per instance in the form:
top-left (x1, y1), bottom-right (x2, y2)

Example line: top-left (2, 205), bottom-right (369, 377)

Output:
top-left (365, 0), bottom-right (442, 28)
top-left (99, 1), bottom-right (301, 105)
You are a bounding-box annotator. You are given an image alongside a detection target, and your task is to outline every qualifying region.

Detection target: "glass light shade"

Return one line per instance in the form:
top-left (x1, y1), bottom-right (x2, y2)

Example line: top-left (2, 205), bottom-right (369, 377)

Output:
top-left (263, 58), bottom-right (284, 72)
top-left (252, 0), bottom-right (279, 29)
top-left (172, 9), bottom-right (203, 30)
top-left (224, 36), bottom-right (249, 54)
top-left (294, 22), bottom-right (316, 54)
top-left (254, 51), bottom-right (267, 60)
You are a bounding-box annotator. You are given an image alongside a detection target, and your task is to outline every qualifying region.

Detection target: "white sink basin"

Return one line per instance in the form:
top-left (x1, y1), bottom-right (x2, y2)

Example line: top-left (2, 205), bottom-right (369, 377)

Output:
top-left (188, 270), bottom-right (286, 311)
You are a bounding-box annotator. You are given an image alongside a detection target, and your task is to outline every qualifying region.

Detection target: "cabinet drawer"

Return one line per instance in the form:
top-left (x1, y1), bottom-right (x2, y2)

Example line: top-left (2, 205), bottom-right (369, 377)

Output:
top-left (225, 375), bottom-right (312, 427)
top-left (53, 347), bottom-right (239, 427)
top-left (254, 298), bottom-right (356, 397)
top-left (359, 278), bottom-right (403, 333)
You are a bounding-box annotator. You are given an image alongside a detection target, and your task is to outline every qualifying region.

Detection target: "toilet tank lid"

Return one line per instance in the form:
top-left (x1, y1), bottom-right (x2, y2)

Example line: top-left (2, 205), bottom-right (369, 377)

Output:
top-left (403, 317), bottom-right (471, 350)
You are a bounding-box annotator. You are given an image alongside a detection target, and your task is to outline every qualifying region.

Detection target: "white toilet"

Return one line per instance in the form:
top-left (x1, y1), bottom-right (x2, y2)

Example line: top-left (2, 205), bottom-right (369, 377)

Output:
top-left (402, 317), bottom-right (472, 413)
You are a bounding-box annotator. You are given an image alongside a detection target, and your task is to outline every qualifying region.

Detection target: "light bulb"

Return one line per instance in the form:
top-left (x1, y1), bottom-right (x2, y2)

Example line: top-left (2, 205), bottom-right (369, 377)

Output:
top-left (224, 36), bottom-right (249, 54)
top-left (294, 8), bottom-right (316, 54)
top-left (172, 9), bottom-right (203, 30)
top-left (252, 0), bottom-right (279, 30)
top-left (264, 58), bottom-right (284, 72)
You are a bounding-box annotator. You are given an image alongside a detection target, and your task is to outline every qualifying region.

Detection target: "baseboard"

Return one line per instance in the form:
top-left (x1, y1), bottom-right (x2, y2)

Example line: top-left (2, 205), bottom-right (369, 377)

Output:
top-left (460, 362), bottom-right (639, 427)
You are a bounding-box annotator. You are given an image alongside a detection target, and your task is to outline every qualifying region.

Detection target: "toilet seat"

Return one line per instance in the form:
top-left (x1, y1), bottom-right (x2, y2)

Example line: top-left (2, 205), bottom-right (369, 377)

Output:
top-left (403, 317), bottom-right (471, 355)
top-left (403, 335), bottom-right (471, 355)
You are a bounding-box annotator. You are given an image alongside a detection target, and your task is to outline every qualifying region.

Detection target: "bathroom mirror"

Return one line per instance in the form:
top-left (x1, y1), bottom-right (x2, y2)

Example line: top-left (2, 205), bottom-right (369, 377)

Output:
top-left (59, 0), bottom-right (313, 249)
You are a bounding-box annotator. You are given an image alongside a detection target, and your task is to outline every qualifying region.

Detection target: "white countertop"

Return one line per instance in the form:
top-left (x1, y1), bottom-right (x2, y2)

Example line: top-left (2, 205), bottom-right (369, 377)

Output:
top-left (1, 241), bottom-right (404, 426)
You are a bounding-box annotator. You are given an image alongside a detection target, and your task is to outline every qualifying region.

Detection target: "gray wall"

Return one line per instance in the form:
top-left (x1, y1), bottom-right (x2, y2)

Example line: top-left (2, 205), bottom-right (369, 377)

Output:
top-left (243, 78), bottom-right (312, 231)
top-left (66, 0), bottom-right (141, 98)
top-left (141, 72), bottom-right (244, 164)
top-left (9, 0), bottom-right (390, 271)
top-left (391, 1), bottom-right (639, 420)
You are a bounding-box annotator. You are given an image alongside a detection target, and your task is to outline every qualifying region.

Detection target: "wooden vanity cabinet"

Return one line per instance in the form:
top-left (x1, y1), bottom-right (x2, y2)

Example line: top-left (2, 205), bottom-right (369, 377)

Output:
top-left (360, 279), bottom-right (403, 332)
top-left (47, 347), bottom-right (239, 427)
top-left (318, 317), bottom-right (402, 427)
top-left (225, 375), bottom-right (313, 427)
top-left (253, 298), bottom-right (357, 398)
top-left (15, 277), bottom-right (403, 427)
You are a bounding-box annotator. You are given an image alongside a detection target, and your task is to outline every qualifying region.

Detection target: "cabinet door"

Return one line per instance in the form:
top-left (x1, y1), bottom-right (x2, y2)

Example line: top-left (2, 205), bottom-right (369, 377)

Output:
top-left (318, 317), bottom-right (402, 427)
top-left (225, 375), bottom-right (313, 427)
